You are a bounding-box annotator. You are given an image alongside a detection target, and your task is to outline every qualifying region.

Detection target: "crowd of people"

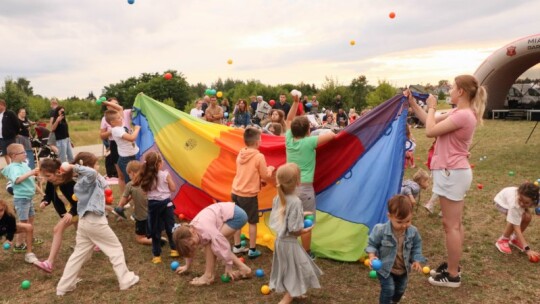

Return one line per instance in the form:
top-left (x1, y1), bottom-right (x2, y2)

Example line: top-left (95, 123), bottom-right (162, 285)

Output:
top-left (1, 74), bottom-right (540, 303)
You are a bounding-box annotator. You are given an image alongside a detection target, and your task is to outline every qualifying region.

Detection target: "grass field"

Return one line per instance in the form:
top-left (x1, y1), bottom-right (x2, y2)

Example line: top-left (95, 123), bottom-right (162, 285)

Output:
top-left (1, 119), bottom-right (540, 303)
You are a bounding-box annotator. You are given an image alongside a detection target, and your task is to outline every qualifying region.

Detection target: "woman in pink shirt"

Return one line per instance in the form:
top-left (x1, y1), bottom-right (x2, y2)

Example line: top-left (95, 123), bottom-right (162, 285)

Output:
top-left (173, 202), bottom-right (252, 286)
top-left (407, 75), bottom-right (486, 288)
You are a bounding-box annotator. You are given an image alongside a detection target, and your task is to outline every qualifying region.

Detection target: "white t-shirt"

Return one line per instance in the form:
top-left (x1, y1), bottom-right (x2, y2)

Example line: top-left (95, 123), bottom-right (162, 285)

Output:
top-left (147, 170), bottom-right (172, 201)
top-left (111, 126), bottom-right (139, 157)
top-left (494, 187), bottom-right (524, 225)
top-left (190, 108), bottom-right (204, 118)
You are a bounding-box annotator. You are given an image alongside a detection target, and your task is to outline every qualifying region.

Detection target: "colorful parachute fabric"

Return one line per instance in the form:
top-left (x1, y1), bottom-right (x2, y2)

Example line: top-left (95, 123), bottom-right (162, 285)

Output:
top-left (132, 93), bottom-right (408, 261)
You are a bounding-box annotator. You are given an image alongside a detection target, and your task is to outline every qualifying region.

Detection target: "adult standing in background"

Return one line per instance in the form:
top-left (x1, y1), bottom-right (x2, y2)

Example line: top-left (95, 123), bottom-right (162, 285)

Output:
top-left (255, 95), bottom-right (271, 126)
top-left (310, 95), bottom-right (319, 114)
top-left (201, 95), bottom-right (209, 117)
top-left (407, 75), bottom-right (486, 288)
top-left (190, 99), bottom-right (204, 118)
top-left (273, 93), bottom-right (291, 117)
top-left (51, 106), bottom-right (74, 163)
top-left (333, 94), bottom-right (343, 112)
top-left (205, 96), bottom-right (224, 124)
top-left (0, 99), bottom-right (20, 164)
top-left (47, 98), bottom-right (59, 155)
top-left (16, 108), bottom-right (35, 169)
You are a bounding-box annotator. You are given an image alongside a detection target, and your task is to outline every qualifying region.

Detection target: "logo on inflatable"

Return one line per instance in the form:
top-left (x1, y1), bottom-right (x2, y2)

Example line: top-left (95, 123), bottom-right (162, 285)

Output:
top-left (506, 46), bottom-right (516, 57)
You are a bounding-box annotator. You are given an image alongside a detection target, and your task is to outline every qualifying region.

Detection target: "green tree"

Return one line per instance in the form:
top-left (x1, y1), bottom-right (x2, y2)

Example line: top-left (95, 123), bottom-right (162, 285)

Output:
top-left (317, 77), bottom-right (351, 110)
top-left (349, 75), bottom-right (372, 111)
top-left (438, 90), bottom-right (446, 101)
top-left (0, 78), bottom-right (29, 112)
top-left (15, 77), bottom-right (33, 96)
top-left (366, 81), bottom-right (397, 108)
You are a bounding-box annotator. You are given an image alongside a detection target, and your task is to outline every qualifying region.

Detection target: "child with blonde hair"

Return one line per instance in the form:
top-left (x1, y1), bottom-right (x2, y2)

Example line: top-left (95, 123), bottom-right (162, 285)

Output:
top-left (0, 199), bottom-right (39, 264)
top-left (56, 152), bottom-right (138, 296)
top-left (400, 169), bottom-right (430, 207)
top-left (269, 163), bottom-right (322, 304)
top-left (173, 203), bottom-right (252, 285)
top-left (132, 151), bottom-right (178, 263)
top-left (494, 182), bottom-right (540, 260)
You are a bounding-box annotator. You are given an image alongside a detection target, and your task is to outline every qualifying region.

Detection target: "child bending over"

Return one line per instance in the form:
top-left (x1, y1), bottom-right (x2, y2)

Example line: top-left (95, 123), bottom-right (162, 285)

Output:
top-left (0, 199), bottom-right (39, 264)
top-left (400, 169), bottom-right (430, 207)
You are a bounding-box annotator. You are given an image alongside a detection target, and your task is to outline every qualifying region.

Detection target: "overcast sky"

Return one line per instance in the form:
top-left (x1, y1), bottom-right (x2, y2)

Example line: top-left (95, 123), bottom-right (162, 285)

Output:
top-left (0, 0), bottom-right (539, 99)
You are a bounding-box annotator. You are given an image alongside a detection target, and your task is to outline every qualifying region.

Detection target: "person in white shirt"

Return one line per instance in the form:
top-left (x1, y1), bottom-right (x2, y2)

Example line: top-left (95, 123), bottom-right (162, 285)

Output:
top-left (190, 99), bottom-right (204, 118)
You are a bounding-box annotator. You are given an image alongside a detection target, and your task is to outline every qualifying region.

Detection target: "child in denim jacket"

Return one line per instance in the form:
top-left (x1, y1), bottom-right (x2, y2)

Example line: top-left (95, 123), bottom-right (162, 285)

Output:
top-left (366, 195), bottom-right (426, 304)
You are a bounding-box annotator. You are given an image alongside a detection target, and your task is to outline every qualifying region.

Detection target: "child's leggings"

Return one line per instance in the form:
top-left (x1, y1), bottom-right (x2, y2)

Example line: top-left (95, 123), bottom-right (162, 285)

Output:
top-left (147, 199), bottom-right (176, 257)
top-left (57, 213), bottom-right (136, 293)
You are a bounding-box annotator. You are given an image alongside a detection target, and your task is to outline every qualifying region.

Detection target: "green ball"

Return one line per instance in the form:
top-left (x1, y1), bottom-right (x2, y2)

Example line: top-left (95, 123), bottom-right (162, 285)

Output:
top-left (21, 280), bottom-right (31, 290)
top-left (96, 97), bottom-right (106, 105)
top-left (240, 233), bottom-right (247, 240)
top-left (220, 274), bottom-right (231, 283)
top-left (508, 171), bottom-right (515, 176)
top-left (369, 270), bottom-right (377, 279)
top-left (240, 240), bottom-right (247, 247)
top-left (305, 215), bottom-right (314, 221)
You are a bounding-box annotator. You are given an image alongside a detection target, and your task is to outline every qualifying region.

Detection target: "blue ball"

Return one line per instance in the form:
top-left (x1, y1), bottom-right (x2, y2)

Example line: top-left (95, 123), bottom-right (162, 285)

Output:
top-left (535, 207), bottom-right (540, 216)
top-left (128, 0), bottom-right (135, 4)
top-left (3, 243), bottom-right (10, 250)
top-left (255, 269), bottom-right (264, 277)
top-left (304, 219), bottom-right (313, 228)
top-left (371, 259), bottom-right (382, 270)
top-left (224, 112), bottom-right (229, 118)
top-left (170, 261), bottom-right (180, 271)
top-left (306, 102), bottom-right (312, 108)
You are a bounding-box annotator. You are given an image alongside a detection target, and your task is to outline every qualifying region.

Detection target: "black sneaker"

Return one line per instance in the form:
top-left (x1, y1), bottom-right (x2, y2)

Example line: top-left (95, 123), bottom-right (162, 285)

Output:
top-left (112, 207), bottom-right (127, 219)
top-left (428, 271), bottom-right (461, 288)
top-left (429, 262), bottom-right (462, 277)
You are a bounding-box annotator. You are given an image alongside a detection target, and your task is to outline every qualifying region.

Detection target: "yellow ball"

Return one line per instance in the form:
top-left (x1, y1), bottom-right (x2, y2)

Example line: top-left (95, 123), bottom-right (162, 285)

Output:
top-left (350, 40), bottom-right (356, 46)
top-left (263, 234), bottom-right (272, 242)
top-left (217, 91), bottom-right (223, 98)
top-left (261, 285), bottom-right (270, 295)
top-left (422, 266), bottom-right (430, 274)
top-left (364, 259), bottom-right (371, 267)
top-left (227, 59), bottom-right (233, 65)
top-left (534, 181), bottom-right (539, 187)
top-left (359, 256), bottom-right (366, 263)
top-left (72, 194), bottom-right (78, 201)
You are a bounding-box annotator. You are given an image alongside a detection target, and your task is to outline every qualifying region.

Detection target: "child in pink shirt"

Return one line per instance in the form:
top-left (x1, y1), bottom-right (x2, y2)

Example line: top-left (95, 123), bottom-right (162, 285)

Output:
top-left (173, 202), bottom-right (252, 286)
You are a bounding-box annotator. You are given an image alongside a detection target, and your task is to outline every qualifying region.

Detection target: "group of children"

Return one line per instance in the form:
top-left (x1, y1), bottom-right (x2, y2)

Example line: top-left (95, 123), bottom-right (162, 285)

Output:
top-left (2, 90), bottom-right (540, 303)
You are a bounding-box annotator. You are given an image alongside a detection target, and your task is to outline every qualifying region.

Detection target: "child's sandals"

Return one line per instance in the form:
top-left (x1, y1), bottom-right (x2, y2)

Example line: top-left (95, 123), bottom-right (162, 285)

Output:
top-left (190, 276), bottom-right (214, 286)
top-left (34, 260), bottom-right (53, 273)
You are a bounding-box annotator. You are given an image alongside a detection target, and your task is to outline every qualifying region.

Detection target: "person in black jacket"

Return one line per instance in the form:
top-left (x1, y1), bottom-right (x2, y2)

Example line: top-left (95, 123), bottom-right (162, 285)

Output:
top-left (34, 159), bottom-right (78, 273)
top-left (0, 99), bottom-right (21, 164)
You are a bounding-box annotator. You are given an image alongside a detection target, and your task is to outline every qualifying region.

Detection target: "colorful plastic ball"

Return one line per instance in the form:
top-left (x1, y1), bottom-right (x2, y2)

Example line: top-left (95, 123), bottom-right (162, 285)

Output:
top-left (224, 112), bottom-right (229, 118)
top-left (240, 240), bottom-right (247, 247)
top-left (535, 207), bottom-right (540, 216)
top-left (204, 89), bottom-right (211, 95)
top-left (240, 233), bottom-right (247, 240)
top-left (261, 284), bottom-right (270, 295)
top-left (350, 40), bottom-right (356, 46)
top-left (477, 184), bottom-right (483, 190)
top-left (21, 280), bottom-right (31, 290)
top-left (534, 181), bottom-right (539, 187)
top-left (171, 261), bottom-right (180, 271)
top-left (3, 243), bottom-right (10, 250)
top-left (164, 72), bottom-right (172, 80)
top-left (255, 269), bottom-right (264, 277)
top-left (104, 188), bottom-right (113, 197)
top-left (269, 100), bottom-right (276, 106)
top-left (305, 214), bottom-right (314, 221)
top-left (304, 219), bottom-right (313, 228)
top-left (389, 12), bottom-right (396, 19)
top-left (71, 194), bottom-right (78, 201)
top-left (263, 234), bottom-right (272, 242)
top-left (306, 102), bottom-right (312, 108)
top-left (239, 257), bottom-right (245, 263)
top-left (364, 259), bottom-right (371, 267)
top-left (530, 255), bottom-right (539, 263)
top-left (105, 196), bottom-right (114, 205)
top-left (210, 89), bottom-right (217, 96)
top-left (371, 259), bottom-right (382, 270)
top-left (179, 213), bottom-right (186, 220)
top-left (358, 256), bottom-right (366, 263)
top-left (96, 96), bottom-right (107, 105)
top-left (422, 266), bottom-right (430, 274)
top-left (220, 274), bottom-right (231, 283)
top-left (508, 171), bottom-right (515, 176)
top-left (128, 0), bottom-right (135, 4)
top-left (369, 270), bottom-right (377, 279)
top-left (227, 59), bottom-right (233, 65)
top-left (216, 91), bottom-right (223, 98)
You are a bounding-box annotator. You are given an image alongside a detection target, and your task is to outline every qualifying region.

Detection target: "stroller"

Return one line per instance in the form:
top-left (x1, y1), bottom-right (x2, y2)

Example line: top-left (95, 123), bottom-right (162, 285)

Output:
top-left (33, 126), bottom-right (57, 160)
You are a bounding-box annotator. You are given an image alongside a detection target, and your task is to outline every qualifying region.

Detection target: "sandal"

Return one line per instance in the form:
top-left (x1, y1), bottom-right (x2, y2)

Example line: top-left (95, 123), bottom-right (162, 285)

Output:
top-left (35, 260), bottom-right (53, 273)
top-left (190, 276), bottom-right (214, 286)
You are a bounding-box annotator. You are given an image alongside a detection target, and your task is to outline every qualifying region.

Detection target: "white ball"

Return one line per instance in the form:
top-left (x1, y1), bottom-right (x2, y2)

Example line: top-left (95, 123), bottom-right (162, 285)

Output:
top-left (290, 89), bottom-right (302, 98)
top-left (61, 162), bottom-right (71, 171)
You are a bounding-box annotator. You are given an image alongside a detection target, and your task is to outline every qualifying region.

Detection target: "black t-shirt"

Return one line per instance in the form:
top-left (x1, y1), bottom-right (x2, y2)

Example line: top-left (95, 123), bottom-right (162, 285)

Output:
top-left (53, 108), bottom-right (69, 140)
top-left (18, 118), bottom-right (30, 137)
top-left (273, 102), bottom-right (291, 117)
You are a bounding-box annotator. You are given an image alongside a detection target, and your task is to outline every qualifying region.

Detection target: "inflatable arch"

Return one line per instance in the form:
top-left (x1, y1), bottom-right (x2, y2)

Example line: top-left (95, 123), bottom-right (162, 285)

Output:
top-left (474, 33), bottom-right (540, 112)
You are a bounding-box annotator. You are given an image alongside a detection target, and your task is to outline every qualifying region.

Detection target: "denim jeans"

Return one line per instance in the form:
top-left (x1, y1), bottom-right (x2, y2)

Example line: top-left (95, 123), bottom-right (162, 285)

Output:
top-left (147, 199), bottom-right (176, 257)
top-left (378, 272), bottom-right (408, 304)
top-left (117, 155), bottom-right (136, 183)
top-left (57, 138), bottom-right (74, 163)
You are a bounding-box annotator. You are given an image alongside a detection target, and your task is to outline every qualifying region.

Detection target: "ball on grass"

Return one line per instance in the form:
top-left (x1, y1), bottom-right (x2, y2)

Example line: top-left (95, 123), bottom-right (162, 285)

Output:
top-left (240, 240), bottom-right (247, 247)
top-left (369, 270), bottom-right (377, 279)
top-left (261, 284), bottom-right (270, 295)
top-left (221, 274), bottom-right (231, 283)
top-left (171, 261), bottom-right (180, 271)
top-left (240, 233), bottom-right (247, 241)
top-left (422, 266), bottom-right (430, 274)
top-left (255, 269), bottom-right (264, 277)
top-left (530, 255), bottom-right (539, 263)
top-left (21, 280), bottom-right (31, 290)
top-left (3, 243), bottom-right (10, 250)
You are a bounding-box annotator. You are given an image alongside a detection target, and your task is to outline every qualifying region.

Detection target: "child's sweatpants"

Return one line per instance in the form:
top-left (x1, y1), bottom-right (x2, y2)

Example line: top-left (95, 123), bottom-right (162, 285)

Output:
top-left (57, 213), bottom-right (136, 293)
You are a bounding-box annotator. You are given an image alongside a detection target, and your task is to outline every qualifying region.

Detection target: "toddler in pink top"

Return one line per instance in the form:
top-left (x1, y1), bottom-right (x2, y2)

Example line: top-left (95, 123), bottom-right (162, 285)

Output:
top-left (173, 202), bottom-right (252, 286)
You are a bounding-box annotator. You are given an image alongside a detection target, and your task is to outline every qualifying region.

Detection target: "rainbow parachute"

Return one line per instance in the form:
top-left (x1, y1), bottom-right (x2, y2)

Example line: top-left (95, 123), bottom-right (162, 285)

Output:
top-left (132, 93), bottom-right (409, 261)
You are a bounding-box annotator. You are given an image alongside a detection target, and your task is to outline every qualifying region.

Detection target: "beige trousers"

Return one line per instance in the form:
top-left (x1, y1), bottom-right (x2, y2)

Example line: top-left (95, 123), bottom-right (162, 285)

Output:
top-left (57, 213), bottom-right (136, 293)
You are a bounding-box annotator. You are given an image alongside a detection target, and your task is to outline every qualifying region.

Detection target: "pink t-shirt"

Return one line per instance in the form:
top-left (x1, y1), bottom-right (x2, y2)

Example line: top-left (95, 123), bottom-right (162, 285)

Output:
top-left (191, 203), bottom-right (236, 265)
top-left (430, 108), bottom-right (477, 170)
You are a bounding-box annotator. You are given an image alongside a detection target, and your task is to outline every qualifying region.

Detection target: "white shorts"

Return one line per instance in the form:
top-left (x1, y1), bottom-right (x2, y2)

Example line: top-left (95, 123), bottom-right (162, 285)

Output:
top-left (432, 168), bottom-right (472, 201)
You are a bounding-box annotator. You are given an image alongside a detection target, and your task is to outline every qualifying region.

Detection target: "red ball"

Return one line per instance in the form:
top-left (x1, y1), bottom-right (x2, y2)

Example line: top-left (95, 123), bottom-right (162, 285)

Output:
top-left (477, 184), bottom-right (483, 190)
top-left (179, 213), bottom-right (186, 220)
top-left (105, 196), bottom-right (114, 205)
top-left (269, 100), bottom-right (275, 106)
top-left (104, 188), bottom-right (113, 196)
top-left (530, 255), bottom-right (539, 263)
top-left (164, 72), bottom-right (172, 80)
top-left (239, 257), bottom-right (245, 263)
top-left (389, 12), bottom-right (396, 19)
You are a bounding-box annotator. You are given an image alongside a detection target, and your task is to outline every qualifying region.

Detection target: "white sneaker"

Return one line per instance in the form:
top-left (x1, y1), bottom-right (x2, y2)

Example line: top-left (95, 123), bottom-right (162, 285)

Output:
top-left (120, 275), bottom-right (140, 290)
top-left (232, 246), bottom-right (249, 254)
top-left (423, 203), bottom-right (434, 214)
top-left (24, 252), bottom-right (38, 264)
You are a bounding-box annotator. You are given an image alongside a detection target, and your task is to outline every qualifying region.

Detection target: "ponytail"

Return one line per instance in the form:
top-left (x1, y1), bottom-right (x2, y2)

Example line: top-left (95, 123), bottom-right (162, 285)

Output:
top-left (471, 85), bottom-right (487, 126)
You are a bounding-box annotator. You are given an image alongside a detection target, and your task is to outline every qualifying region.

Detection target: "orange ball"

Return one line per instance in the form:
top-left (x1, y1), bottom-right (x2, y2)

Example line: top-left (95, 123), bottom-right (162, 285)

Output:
top-left (389, 12), bottom-right (396, 19)
top-left (227, 59), bottom-right (233, 65)
top-left (260, 285), bottom-right (270, 295)
top-left (164, 72), bottom-right (172, 80)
